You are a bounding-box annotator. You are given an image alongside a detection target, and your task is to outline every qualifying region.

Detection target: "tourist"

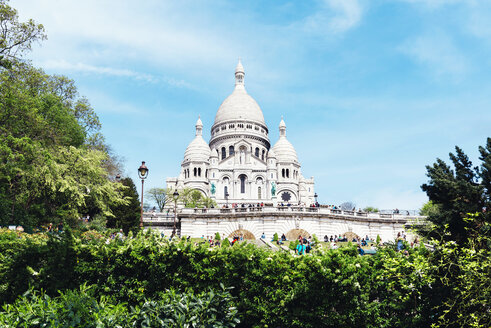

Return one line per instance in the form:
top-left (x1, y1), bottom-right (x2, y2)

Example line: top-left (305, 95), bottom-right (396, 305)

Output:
top-left (47, 223), bottom-right (53, 233)
top-left (296, 241), bottom-right (306, 255)
top-left (57, 222), bottom-right (63, 232)
top-left (281, 233), bottom-right (286, 241)
top-left (331, 242), bottom-right (338, 249)
top-left (357, 244), bottom-right (365, 256)
top-left (261, 232), bottom-right (266, 239)
top-left (117, 229), bottom-right (124, 239)
top-left (324, 235), bottom-right (329, 242)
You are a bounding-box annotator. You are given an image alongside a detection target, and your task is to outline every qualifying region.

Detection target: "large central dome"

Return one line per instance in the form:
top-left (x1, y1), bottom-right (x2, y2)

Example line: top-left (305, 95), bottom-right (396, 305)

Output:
top-left (213, 60), bottom-right (266, 126)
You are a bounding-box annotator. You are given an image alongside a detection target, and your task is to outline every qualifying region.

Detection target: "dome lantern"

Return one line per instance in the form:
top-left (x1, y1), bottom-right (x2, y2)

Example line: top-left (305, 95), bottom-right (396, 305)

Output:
top-left (235, 58), bottom-right (244, 87)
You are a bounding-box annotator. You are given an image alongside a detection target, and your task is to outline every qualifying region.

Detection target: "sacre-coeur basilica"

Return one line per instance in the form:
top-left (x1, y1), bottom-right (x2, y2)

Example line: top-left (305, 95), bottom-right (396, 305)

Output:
top-left (142, 60), bottom-right (422, 241)
top-left (166, 60), bottom-right (315, 206)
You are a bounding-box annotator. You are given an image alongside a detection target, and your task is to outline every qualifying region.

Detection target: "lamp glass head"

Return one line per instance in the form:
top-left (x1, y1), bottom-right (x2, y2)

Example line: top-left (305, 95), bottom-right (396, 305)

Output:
top-left (138, 161), bottom-right (149, 179)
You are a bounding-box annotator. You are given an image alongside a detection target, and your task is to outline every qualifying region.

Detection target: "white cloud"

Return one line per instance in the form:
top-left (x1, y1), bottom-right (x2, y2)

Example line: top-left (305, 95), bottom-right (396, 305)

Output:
top-left (41, 60), bottom-right (157, 82)
top-left (399, 32), bottom-right (469, 79)
top-left (305, 0), bottom-right (363, 35)
top-left (40, 60), bottom-right (194, 89)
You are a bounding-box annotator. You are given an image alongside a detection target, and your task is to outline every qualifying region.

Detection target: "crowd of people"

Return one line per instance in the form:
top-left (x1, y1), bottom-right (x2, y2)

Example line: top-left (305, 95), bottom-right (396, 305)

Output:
top-left (222, 203), bottom-right (265, 209)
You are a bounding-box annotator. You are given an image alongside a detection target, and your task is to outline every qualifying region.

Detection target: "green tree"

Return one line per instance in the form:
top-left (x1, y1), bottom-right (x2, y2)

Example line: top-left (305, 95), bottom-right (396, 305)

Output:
top-left (0, 0), bottom-right (46, 67)
top-left (363, 206), bottom-right (379, 213)
top-left (0, 1), bottom-right (124, 228)
top-left (146, 187), bottom-right (169, 212)
top-left (421, 140), bottom-right (490, 244)
top-left (108, 177), bottom-right (140, 234)
top-left (419, 201), bottom-right (440, 217)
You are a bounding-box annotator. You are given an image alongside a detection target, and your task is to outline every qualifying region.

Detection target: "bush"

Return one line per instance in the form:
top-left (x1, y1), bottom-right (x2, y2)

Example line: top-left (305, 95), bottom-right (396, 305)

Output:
top-left (0, 227), bottom-right (488, 328)
top-left (272, 232), bottom-right (278, 242)
top-left (0, 285), bottom-right (239, 327)
top-left (215, 232), bottom-right (221, 240)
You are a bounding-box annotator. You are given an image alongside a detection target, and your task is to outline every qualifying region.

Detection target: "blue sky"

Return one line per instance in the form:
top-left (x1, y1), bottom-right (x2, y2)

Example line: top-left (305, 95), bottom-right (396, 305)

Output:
top-left (13, 0), bottom-right (491, 210)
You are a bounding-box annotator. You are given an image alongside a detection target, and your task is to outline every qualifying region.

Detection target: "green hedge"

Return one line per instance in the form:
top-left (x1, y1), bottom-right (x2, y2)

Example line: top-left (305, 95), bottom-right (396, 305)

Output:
top-left (0, 285), bottom-right (238, 327)
top-left (0, 228), bottom-right (489, 328)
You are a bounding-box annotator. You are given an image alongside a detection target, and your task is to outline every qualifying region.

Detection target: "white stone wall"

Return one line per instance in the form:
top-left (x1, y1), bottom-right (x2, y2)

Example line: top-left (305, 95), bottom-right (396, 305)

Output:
top-left (148, 210), bottom-right (421, 243)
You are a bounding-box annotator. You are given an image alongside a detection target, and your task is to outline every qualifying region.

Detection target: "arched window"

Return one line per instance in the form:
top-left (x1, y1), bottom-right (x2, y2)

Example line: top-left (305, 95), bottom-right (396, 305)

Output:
top-left (258, 187), bottom-right (262, 199)
top-left (239, 174), bottom-right (246, 193)
top-left (229, 145), bottom-right (235, 156)
top-left (282, 168), bottom-right (285, 178)
top-left (256, 177), bottom-right (263, 184)
top-left (194, 167), bottom-right (197, 177)
top-left (224, 186), bottom-right (228, 197)
top-left (262, 149), bottom-right (265, 160)
top-left (187, 169), bottom-right (190, 178)
top-left (205, 169), bottom-right (208, 178)
top-left (255, 147), bottom-right (259, 157)
top-left (221, 147), bottom-right (226, 160)
top-left (286, 169), bottom-right (290, 178)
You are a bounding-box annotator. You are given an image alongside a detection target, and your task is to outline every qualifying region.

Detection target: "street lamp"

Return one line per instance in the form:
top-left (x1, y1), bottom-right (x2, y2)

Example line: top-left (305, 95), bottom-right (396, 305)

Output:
top-left (314, 192), bottom-right (318, 206)
top-left (172, 189), bottom-right (179, 237)
top-left (115, 174), bottom-right (121, 182)
top-left (137, 161), bottom-right (149, 228)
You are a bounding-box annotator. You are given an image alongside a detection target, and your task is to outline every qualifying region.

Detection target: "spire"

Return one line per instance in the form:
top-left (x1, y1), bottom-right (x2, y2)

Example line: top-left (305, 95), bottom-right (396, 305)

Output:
top-left (279, 116), bottom-right (286, 137)
top-left (235, 58), bottom-right (245, 88)
top-left (195, 115), bottom-right (203, 136)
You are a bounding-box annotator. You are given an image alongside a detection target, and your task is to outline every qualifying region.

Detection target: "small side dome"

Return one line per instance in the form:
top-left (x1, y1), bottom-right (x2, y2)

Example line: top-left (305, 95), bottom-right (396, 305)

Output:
top-left (184, 137), bottom-right (211, 162)
top-left (272, 138), bottom-right (298, 163)
top-left (183, 117), bottom-right (211, 162)
top-left (272, 118), bottom-right (298, 163)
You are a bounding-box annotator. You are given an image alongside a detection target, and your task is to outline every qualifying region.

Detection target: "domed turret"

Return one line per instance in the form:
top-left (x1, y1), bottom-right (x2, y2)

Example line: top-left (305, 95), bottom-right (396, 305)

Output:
top-left (272, 117), bottom-right (298, 163)
top-left (183, 116), bottom-right (211, 162)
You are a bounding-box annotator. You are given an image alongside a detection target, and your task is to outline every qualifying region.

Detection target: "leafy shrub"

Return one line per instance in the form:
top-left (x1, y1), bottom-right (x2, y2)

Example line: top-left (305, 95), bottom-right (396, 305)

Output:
top-left (0, 226), bottom-right (489, 328)
top-left (0, 285), bottom-right (239, 327)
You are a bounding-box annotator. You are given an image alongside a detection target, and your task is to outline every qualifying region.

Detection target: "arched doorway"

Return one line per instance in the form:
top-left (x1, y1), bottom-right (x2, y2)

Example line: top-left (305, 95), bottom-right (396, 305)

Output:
top-left (342, 231), bottom-right (360, 241)
top-left (228, 229), bottom-right (255, 240)
top-left (285, 229), bottom-right (310, 241)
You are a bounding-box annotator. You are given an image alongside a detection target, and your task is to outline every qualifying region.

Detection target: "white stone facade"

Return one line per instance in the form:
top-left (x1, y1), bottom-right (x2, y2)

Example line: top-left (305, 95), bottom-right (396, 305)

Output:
top-left (166, 60), bottom-right (315, 205)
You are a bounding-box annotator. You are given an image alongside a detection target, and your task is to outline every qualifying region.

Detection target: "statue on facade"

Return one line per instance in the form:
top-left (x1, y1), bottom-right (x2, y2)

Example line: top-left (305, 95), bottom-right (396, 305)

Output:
top-left (211, 183), bottom-right (216, 195)
top-left (240, 149), bottom-right (245, 164)
top-left (271, 182), bottom-right (276, 196)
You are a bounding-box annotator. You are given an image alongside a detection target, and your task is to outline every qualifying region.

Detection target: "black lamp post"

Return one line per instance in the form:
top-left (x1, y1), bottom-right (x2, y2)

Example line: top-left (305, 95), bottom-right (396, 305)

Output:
top-left (314, 192), bottom-right (318, 206)
top-left (137, 161), bottom-right (149, 228)
top-left (172, 189), bottom-right (179, 237)
top-left (115, 174), bottom-right (121, 182)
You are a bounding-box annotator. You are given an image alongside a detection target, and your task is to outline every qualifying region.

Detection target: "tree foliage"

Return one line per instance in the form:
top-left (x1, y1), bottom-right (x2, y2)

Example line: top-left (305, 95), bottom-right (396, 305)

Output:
top-left (0, 1), bottom-right (124, 228)
top-left (108, 177), bottom-right (140, 234)
top-left (0, 0), bottom-right (46, 67)
top-left (421, 139), bottom-right (490, 244)
top-left (146, 187), bottom-right (169, 212)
